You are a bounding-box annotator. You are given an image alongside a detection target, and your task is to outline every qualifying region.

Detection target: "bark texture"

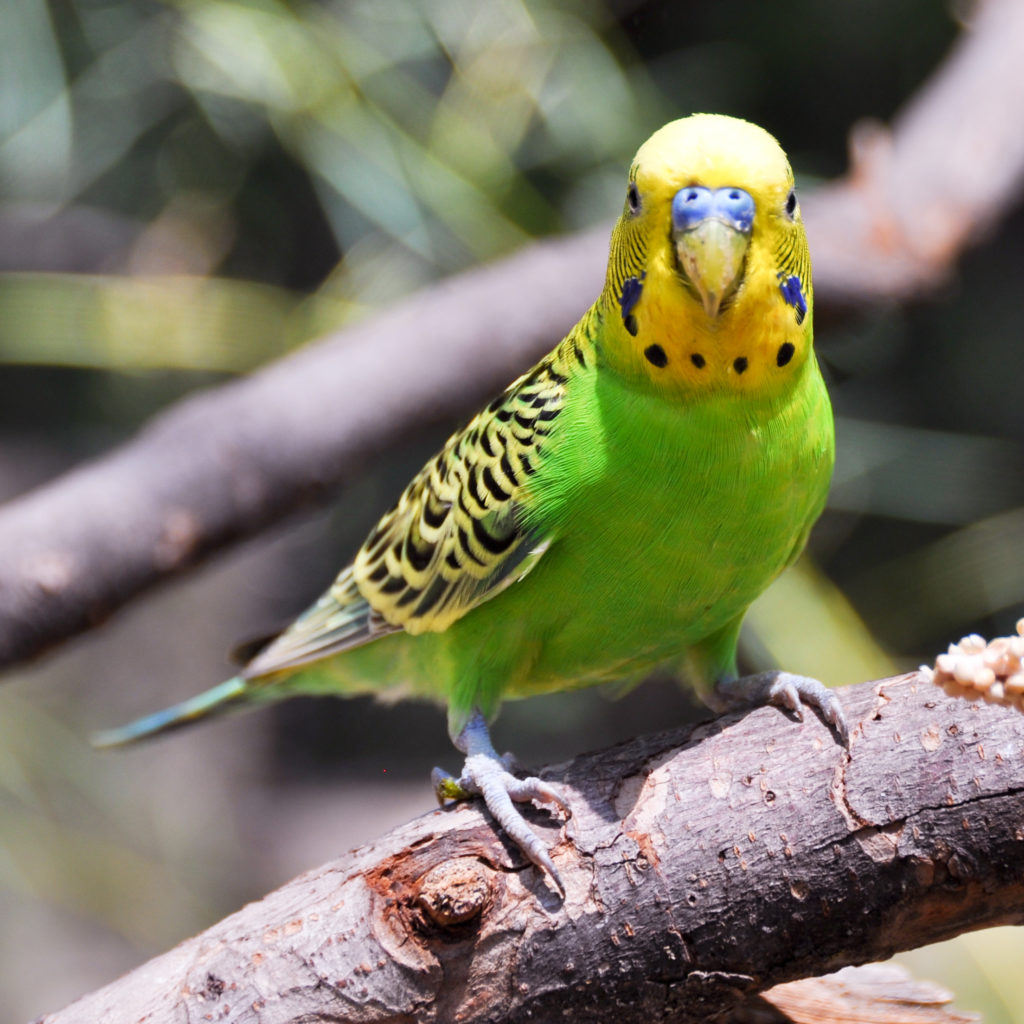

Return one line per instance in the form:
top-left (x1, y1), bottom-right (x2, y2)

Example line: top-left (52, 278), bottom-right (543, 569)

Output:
top-left (36, 674), bottom-right (1024, 1024)
top-left (4, 0), bottom-right (1024, 670)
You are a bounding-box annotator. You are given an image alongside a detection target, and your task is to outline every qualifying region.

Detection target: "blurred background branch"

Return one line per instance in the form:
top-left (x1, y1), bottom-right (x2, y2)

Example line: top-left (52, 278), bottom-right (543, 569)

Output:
top-left (2, 1), bottom-right (1024, 1020)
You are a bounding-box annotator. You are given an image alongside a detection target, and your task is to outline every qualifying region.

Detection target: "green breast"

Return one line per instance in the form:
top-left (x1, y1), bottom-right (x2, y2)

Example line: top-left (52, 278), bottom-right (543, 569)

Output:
top-left (490, 353), bottom-right (834, 697)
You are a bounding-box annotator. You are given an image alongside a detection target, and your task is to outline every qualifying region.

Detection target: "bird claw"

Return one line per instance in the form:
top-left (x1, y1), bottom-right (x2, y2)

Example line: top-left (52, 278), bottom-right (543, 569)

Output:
top-left (432, 746), bottom-right (569, 894)
top-left (716, 670), bottom-right (850, 747)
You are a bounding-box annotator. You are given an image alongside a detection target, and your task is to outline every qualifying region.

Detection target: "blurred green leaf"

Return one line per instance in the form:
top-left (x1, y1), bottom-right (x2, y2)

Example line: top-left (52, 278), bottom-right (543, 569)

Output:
top-left (0, 271), bottom-right (352, 371)
top-left (849, 507), bottom-right (1024, 648)
top-left (744, 558), bottom-right (898, 687)
top-left (0, 691), bottom-right (210, 945)
top-left (0, 0), bottom-right (71, 198)
top-left (832, 417), bottom-right (1024, 527)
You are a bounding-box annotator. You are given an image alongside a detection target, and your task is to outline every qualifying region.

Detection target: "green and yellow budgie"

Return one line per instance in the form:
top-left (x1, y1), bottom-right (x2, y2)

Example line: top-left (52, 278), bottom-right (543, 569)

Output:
top-left (96, 114), bottom-right (845, 893)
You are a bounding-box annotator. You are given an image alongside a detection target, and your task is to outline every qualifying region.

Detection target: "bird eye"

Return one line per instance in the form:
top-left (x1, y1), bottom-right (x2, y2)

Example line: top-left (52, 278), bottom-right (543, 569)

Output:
top-left (627, 183), bottom-right (641, 214)
top-left (785, 189), bottom-right (798, 218)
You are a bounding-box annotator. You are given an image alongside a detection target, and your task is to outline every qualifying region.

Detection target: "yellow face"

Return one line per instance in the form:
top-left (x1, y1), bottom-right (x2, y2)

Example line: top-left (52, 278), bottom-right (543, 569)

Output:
top-left (602, 114), bottom-right (812, 400)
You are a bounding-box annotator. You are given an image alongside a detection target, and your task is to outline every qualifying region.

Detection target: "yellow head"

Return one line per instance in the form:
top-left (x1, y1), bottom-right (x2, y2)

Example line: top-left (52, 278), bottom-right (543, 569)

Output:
top-left (601, 114), bottom-right (812, 400)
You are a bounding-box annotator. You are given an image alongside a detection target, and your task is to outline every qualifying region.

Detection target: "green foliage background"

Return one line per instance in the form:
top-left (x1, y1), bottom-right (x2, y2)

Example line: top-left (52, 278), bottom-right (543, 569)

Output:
top-left (1, 1), bottom-right (1021, 1018)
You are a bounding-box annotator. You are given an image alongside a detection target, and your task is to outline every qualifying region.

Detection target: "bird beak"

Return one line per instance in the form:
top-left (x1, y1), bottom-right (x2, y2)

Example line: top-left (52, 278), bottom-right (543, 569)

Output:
top-left (671, 187), bottom-right (754, 318)
top-left (674, 220), bottom-right (751, 318)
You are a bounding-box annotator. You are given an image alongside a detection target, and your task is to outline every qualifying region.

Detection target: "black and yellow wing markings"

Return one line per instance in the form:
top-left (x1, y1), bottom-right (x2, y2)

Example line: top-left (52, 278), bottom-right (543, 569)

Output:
top-left (241, 346), bottom-right (577, 679)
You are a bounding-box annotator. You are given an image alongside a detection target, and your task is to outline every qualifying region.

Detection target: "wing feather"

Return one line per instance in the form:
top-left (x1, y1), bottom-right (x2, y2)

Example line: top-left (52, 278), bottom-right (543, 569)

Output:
top-left (240, 338), bottom-right (581, 679)
top-left (241, 570), bottom-right (396, 678)
top-left (352, 347), bottom-right (572, 634)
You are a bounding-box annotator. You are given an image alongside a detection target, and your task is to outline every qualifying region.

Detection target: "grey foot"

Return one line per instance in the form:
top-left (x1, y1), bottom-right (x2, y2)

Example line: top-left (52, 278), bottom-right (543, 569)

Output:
top-left (715, 670), bottom-right (849, 746)
top-left (433, 711), bottom-right (570, 895)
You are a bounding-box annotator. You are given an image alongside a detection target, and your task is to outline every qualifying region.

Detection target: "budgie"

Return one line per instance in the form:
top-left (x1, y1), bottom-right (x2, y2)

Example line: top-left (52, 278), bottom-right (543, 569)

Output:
top-left (95, 114), bottom-right (846, 894)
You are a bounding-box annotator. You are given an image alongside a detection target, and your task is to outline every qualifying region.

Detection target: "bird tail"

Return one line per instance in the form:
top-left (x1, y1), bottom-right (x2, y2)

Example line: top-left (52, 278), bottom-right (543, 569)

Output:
top-left (91, 676), bottom-right (251, 749)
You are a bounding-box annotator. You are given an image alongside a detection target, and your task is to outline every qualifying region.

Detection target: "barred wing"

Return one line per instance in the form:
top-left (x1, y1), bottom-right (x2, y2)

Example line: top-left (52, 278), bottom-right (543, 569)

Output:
top-left (352, 353), bottom-right (569, 633)
top-left (241, 347), bottom-right (576, 678)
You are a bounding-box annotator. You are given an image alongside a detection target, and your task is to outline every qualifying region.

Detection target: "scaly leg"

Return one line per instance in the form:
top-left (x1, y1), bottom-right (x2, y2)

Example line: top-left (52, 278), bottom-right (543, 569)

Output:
top-left (432, 710), bottom-right (570, 894)
top-left (713, 670), bottom-right (850, 747)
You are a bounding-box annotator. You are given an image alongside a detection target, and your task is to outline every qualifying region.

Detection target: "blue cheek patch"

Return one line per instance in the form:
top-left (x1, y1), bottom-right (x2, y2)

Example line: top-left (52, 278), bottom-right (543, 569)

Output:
top-left (778, 273), bottom-right (807, 325)
top-left (619, 272), bottom-right (645, 336)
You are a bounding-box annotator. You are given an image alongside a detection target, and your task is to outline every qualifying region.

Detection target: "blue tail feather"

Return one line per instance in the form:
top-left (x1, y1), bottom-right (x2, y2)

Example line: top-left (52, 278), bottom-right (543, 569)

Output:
top-left (91, 677), bottom-right (249, 749)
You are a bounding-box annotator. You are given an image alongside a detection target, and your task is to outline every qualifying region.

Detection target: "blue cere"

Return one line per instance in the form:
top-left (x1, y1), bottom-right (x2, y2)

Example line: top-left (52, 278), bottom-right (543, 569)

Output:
top-left (671, 186), bottom-right (755, 234)
top-left (778, 273), bottom-right (807, 323)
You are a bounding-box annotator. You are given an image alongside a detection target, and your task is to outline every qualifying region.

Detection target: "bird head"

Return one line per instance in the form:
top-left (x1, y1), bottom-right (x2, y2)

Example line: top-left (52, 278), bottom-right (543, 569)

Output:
top-left (602, 114), bottom-right (812, 398)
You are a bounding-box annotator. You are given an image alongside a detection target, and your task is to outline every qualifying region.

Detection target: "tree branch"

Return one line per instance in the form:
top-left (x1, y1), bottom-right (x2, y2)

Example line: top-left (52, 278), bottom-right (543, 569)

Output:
top-left (803, 0), bottom-right (1024, 304)
top-left (35, 674), bottom-right (1024, 1023)
top-left (4, 0), bottom-right (1024, 670)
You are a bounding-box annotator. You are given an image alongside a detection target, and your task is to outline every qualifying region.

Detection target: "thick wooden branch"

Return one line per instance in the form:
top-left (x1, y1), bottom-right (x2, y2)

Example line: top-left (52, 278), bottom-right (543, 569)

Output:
top-left (4, 0), bottom-right (1024, 671)
top-left (37, 675), bottom-right (1024, 1023)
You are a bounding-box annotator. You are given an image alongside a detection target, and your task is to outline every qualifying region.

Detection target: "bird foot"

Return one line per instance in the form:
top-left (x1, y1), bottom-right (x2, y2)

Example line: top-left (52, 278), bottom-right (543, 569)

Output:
top-left (432, 712), bottom-right (570, 895)
top-left (431, 749), bottom-right (522, 802)
top-left (715, 670), bottom-right (849, 746)
top-left (431, 755), bottom-right (570, 894)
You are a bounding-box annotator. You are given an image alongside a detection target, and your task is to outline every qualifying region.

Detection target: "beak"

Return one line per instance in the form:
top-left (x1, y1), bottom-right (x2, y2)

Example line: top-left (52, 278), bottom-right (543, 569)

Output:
top-left (671, 186), bottom-right (754, 318)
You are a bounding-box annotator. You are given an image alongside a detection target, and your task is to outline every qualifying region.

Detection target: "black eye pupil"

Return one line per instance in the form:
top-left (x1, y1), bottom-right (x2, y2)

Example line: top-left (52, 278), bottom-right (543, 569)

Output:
top-left (786, 190), bottom-right (797, 216)
top-left (627, 184), bottom-right (640, 212)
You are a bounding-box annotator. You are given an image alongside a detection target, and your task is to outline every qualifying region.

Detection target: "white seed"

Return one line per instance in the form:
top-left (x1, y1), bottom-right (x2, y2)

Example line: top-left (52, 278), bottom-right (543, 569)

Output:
top-left (982, 646), bottom-right (1006, 671)
top-left (973, 667), bottom-right (996, 690)
top-left (960, 634), bottom-right (987, 654)
top-left (953, 656), bottom-right (978, 684)
top-left (1004, 673), bottom-right (1024, 695)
